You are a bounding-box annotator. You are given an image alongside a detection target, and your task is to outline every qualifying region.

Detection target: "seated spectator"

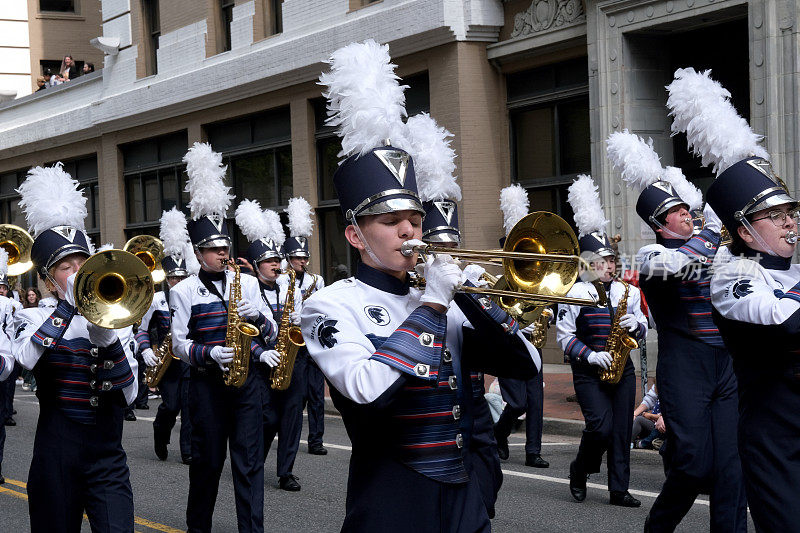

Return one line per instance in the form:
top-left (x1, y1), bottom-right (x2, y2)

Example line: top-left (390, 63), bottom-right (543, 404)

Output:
top-left (82, 62), bottom-right (95, 75)
top-left (632, 384), bottom-right (662, 449)
top-left (35, 76), bottom-right (47, 92)
top-left (57, 55), bottom-right (78, 82)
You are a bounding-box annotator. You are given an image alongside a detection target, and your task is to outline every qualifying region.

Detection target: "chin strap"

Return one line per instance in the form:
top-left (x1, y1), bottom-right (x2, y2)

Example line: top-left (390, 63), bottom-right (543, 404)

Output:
top-left (351, 218), bottom-right (391, 271)
top-left (650, 217), bottom-right (690, 240)
top-left (740, 217), bottom-right (779, 257)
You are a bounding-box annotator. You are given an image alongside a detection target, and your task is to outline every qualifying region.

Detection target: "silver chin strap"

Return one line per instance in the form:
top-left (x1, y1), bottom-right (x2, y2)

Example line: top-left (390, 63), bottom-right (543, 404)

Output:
top-left (740, 217), bottom-right (779, 257)
top-left (351, 217), bottom-right (391, 271)
top-left (650, 217), bottom-right (692, 240)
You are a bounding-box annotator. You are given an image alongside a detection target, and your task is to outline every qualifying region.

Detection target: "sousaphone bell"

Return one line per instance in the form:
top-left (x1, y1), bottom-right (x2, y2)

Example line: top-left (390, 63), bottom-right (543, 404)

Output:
top-left (0, 224), bottom-right (34, 276)
top-left (124, 235), bottom-right (165, 283)
top-left (74, 249), bottom-right (154, 329)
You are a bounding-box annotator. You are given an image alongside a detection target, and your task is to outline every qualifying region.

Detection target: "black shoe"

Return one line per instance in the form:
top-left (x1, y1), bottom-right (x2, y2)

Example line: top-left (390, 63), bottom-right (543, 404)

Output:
top-left (525, 454), bottom-right (549, 468)
top-left (494, 426), bottom-right (509, 461)
top-left (12, 409), bottom-right (16, 415)
top-left (4, 418), bottom-right (15, 426)
top-left (154, 433), bottom-right (168, 461)
top-left (279, 475), bottom-right (301, 491)
top-left (569, 460), bottom-right (587, 502)
top-left (610, 491), bottom-right (641, 508)
top-left (124, 411), bottom-right (137, 422)
top-left (136, 404), bottom-right (149, 410)
top-left (181, 455), bottom-right (193, 465)
top-left (308, 444), bottom-right (328, 456)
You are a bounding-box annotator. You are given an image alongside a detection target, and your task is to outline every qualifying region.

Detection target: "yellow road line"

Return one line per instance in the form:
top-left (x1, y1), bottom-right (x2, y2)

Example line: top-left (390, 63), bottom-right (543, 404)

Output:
top-left (1, 479), bottom-right (185, 532)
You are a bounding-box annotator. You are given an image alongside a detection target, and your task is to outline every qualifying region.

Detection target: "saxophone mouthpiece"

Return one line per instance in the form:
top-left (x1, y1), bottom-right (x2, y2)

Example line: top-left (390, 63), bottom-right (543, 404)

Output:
top-left (786, 230), bottom-right (798, 244)
top-left (401, 241), bottom-right (422, 257)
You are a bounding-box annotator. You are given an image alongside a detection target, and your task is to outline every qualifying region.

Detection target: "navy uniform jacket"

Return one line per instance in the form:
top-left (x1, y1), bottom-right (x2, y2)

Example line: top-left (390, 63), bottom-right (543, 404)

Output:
top-left (136, 290), bottom-right (170, 350)
top-left (556, 279), bottom-right (648, 367)
top-left (14, 300), bottom-right (138, 423)
top-left (170, 272), bottom-right (277, 366)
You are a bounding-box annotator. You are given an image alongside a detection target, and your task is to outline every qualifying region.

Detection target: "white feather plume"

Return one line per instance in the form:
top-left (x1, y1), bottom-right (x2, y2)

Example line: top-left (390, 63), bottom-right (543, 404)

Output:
top-left (286, 197), bottom-right (313, 238)
top-left (500, 184), bottom-right (529, 236)
top-left (98, 243), bottom-right (115, 253)
top-left (264, 209), bottom-right (286, 247)
top-left (567, 175), bottom-right (609, 237)
top-left (319, 39), bottom-right (409, 158)
top-left (160, 207), bottom-right (190, 260)
top-left (405, 113), bottom-right (461, 202)
top-left (0, 249), bottom-right (8, 278)
top-left (667, 68), bottom-right (769, 175)
top-left (235, 199), bottom-right (270, 243)
top-left (606, 130), bottom-right (664, 190)
top-left (183, 142), bottom-right (233, 220)
top-left (17, 163), bottom-right (87, 237)
top-left (662, 166), bottom-right (703, 211)
top-left (184, 242), bottom-right (200, 276)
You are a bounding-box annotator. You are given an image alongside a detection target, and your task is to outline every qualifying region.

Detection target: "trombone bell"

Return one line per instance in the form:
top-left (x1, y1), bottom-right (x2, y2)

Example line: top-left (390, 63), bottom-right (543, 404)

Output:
top-left (74, 250), bottom-right (154, 329)
top-left (0, 224), bottom-right (34, 276)
top-left (124, 235), bottom-right (165, 283)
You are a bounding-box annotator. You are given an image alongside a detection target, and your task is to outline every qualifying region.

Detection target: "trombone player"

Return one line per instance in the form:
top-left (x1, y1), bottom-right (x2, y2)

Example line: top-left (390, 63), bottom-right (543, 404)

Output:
top-left (13, 164), bottom-right (138, 533)
top-left (556, 174), bottom-right (647, 508)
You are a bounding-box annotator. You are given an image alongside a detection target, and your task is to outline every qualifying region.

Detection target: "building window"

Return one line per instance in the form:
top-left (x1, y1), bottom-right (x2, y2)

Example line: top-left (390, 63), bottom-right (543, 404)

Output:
top-left (269, 0), bottom-right (283, 35)
top-left (39, 0), bottom-right (75, 12)
top-left (507, 58), bottom-right (590, 221)
top-left (143, 0), bottom-right (160, 76)
top-left (206, 107), bottom-right (292, 257)
top-left (122, 131), bottom-right (189, 238)
top-left (220, 0), bottom-right (235, 52)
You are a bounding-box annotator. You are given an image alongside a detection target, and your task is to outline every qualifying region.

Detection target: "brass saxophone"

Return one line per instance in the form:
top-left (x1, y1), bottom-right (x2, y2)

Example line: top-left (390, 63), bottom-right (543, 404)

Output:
top-left (530, 307), bottom-right (553, 350)
top-left (599, 279), bottom-right (639, 384)
top-left (144, 332), bottom-right (176, 387)
top-left (222, 259), bottom-right (260, 387)
top-left (270, 268), bottom-right (305, 390)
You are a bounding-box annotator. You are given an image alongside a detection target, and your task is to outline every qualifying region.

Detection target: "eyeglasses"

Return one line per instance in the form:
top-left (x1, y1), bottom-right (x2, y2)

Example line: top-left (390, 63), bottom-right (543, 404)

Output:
top-left (751, 208), bottom-right (800, 227)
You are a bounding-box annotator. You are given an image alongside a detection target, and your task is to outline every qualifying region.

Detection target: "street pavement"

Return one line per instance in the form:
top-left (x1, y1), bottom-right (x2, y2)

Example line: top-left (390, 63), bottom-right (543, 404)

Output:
top-left (0, 386), bottom-right (752, 532)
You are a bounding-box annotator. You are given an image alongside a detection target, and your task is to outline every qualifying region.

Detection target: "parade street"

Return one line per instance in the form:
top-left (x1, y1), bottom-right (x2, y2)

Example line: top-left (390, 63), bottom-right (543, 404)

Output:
top-left (0, 389), bottom-right (753, 533)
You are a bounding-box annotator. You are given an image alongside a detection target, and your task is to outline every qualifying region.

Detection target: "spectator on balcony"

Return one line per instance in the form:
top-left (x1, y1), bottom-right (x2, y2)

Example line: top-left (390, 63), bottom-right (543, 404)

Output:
top-left (57, 55), bottom-right (78, 82)
top-left (82, 63), bottom-right (95, 75)
top-left (35, 76), bottom-right (47, 92)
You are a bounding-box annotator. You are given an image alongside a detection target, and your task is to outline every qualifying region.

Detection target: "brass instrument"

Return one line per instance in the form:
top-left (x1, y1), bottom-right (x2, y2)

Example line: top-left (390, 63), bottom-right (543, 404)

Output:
top-left (144, 332), bottom-right (178, 387)
top-left (599, 279), bottom-right (639, 384)
top-left (530, 307), bottom-right (553, 350)
top-left (403, 212), bottom-right (607, 327)
top-left (124, 235), bottom-right (166, 283)
top-left (222, 259), bottom-right (260, 387)
top-left (0, 224), bottom-right (34, 276)
top-left (271, 268), bottom-right (305, 390)
top-left (74, 249), bottom-right (154, 329)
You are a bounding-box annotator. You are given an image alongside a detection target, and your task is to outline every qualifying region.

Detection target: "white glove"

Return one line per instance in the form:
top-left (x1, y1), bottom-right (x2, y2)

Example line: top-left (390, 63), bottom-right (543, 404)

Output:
top-left (619, 313), bottom-right (639, 333)
top-left (461, 264), bottom-right (488, 287)
top-left (420, 255), bottom-right (462, 308)
top-left (141, 348), bottom-right (158, 367)
top-left (587, 351), bottom-right (613, 370)
top-left (65, 272), bottom-right (77, 307)
top-left (209, 346), bottom-right (235, 371)
top-left (521, 322), bottom-right (537, 335)
top-left (702, 203), bottom-right (722, 234)
top-left (290, 311), bottom-right (301, 326)
top-left (87, 323), bottom-right (118, 348)
top-left (260, 349), bottom-right (281, 368)
top-left (236, 299), bottom-right (260, 321)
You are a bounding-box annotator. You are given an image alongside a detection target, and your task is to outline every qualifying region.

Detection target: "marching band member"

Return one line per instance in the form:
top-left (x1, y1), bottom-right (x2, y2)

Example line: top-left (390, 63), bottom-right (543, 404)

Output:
top-left (235, 200), bottom-right (303, 492)
top-left (170, 143), bottom-right (277, 533)
top-left (280, 197), bottom-right (327, 458)
top-left (607, 125), bottom-right (746, 531)
top-left (492, 184), bottom-right (549, 470)
top-left (0, 261), bottom-right (22, 428)
top-left (671, 67), bottom-right (793, 532)
top-left (14, 164), bottom-right (138, 532)
top-left (306, 39), bottom-right (539, 531)
top-left (138, 207), bottom-right (198, 464)
top-left (556, 174), bottom-right (647, 508)
top-left (0, 250), bottom-right (18, 485)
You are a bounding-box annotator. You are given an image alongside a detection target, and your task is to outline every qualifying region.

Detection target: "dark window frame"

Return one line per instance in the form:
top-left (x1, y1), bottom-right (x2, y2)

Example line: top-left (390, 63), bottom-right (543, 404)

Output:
top-left (220, 0), bottom-right (235, 52)
top-left (143, 0), bottom-right (160, 76)
top-left (39, 0), bottom-right (76, 13)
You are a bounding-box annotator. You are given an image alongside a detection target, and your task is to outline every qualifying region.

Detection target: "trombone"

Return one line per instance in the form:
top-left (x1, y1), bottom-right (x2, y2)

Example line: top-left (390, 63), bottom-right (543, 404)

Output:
top-left (0, 224), bottom-right (34, 276)
top-left (124, 235), bottom-right (166, 283)
top-left (403, 211), bottom-right (607, 326)
top-left (74, 249), bottom-right (154, 329)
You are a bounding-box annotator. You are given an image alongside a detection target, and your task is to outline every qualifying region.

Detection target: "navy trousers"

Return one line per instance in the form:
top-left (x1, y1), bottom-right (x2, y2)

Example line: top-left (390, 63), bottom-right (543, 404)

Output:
top-left (648, 342), bottom-right (746, 533)
top-left (262, 352), bottom-right (306, 478)
top-left (187, 367), bottom-right (265, 533)
top-left (495, 372), bottom-right (544, 454)
top-left (134, 352), bottom-right (148, 408)
top-left (304, 350), bottom-right (325, 447)
top-left (28, 403), bottom-right (134, 533)
top-left (153, 361), bottom-right (192, 458)
top-left (572, 360), bottom-right (635, 493)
